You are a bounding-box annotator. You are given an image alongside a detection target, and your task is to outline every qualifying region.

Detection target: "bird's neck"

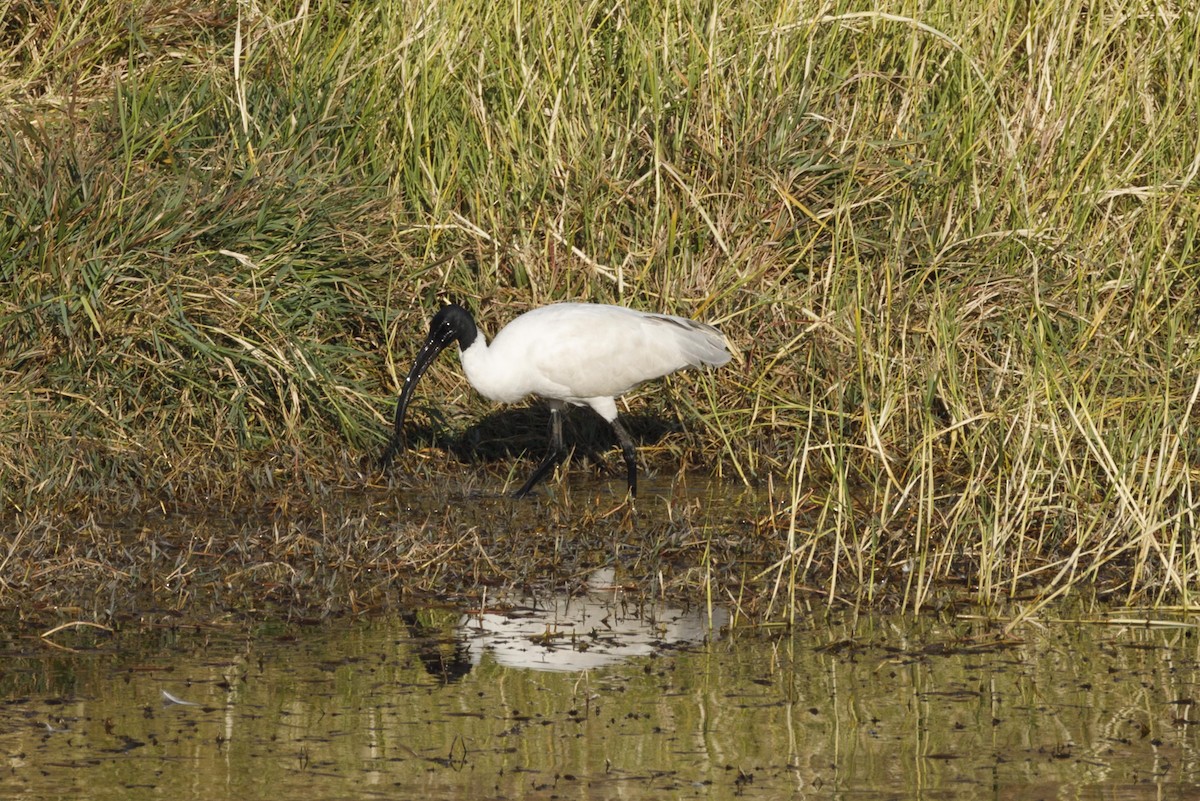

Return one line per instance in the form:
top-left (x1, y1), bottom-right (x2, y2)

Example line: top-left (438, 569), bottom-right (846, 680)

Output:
top-left (458, 337), bottom-right (520, 404)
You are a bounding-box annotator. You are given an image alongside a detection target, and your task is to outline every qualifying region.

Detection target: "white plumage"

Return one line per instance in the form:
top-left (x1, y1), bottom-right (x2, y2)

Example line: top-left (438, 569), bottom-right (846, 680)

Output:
top-left (382, 302), bottom-right (732, 497)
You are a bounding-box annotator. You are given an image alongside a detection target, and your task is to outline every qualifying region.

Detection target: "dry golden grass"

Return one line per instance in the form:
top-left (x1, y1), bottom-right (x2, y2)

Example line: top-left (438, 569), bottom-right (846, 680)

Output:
top-left (2, 0), bottom-right (1198, 625)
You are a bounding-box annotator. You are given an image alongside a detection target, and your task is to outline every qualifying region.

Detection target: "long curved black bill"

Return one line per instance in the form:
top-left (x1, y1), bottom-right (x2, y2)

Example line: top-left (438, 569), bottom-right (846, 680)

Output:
top-left (380, 333), bottom-right (453, 469)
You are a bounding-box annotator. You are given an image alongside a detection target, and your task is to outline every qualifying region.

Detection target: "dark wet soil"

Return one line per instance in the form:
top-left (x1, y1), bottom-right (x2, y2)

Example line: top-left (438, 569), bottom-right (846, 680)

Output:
top-left (1, 473), bottom-right (795, 636)
top-left (1, 459), bottom-right (1163, 642)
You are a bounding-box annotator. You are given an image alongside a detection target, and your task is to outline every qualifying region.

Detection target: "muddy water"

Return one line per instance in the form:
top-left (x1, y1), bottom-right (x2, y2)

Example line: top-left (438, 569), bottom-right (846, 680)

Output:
top-left (3, 594), bottom-right (1199, 799)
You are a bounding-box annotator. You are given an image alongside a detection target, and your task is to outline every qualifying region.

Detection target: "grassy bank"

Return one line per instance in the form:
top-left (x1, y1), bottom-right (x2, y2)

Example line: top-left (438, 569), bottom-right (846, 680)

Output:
top-left (2, 0), bottom-right (1198, 623)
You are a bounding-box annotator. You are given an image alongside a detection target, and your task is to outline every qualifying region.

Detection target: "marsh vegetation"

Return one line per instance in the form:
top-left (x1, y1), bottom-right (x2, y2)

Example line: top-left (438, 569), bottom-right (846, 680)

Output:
top-left (1, 0), bottom-right (1198, 628)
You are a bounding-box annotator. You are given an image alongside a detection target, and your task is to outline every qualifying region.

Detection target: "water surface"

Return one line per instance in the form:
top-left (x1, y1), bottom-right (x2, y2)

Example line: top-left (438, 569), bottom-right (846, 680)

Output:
top-left (3, 591), bottom-right (1198, 799)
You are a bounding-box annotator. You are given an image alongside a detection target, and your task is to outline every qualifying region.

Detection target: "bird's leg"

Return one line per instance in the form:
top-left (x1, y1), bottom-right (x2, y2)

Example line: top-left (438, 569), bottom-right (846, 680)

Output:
top-left (513, 402), bottom-right (567, 498)
top-left (609, 417), bottom-right (638, 498)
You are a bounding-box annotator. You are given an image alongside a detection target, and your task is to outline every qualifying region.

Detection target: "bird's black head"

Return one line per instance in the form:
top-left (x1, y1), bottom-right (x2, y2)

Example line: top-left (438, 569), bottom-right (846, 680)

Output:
top-left (428, 303), bottom-right (477, 351)
top-left (381, 303), bottom-right (479, 468)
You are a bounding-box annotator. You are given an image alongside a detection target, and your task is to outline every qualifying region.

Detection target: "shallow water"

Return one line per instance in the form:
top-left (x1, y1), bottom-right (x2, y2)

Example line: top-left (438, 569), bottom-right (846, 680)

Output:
top-left (3, 585), bottom-right (1199, 799)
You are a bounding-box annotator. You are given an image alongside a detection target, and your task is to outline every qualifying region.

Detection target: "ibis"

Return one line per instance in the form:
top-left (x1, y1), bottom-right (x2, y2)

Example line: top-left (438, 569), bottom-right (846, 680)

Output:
top-left (382, 302), bottom-right (732, 497)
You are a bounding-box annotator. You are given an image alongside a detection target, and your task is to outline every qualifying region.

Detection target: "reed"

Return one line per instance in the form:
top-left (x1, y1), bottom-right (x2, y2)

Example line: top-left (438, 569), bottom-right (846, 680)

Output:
top-left (1, 0), bottom-right (1197, 620)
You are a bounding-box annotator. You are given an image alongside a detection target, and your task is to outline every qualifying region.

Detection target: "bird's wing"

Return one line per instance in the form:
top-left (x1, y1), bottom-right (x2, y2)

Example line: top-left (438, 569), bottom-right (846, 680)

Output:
top-left (501, 305), bottom-right (726, 402)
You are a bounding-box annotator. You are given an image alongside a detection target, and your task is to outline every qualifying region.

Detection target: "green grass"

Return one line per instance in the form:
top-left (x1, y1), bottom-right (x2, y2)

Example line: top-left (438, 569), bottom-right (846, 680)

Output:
top-left (1, 0), bottom-right (1198, 621)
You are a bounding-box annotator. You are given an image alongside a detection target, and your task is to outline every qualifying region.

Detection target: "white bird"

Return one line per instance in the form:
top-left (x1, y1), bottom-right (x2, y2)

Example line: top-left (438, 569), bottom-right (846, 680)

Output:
top-left (382, 302), bottom-right (732, 497)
